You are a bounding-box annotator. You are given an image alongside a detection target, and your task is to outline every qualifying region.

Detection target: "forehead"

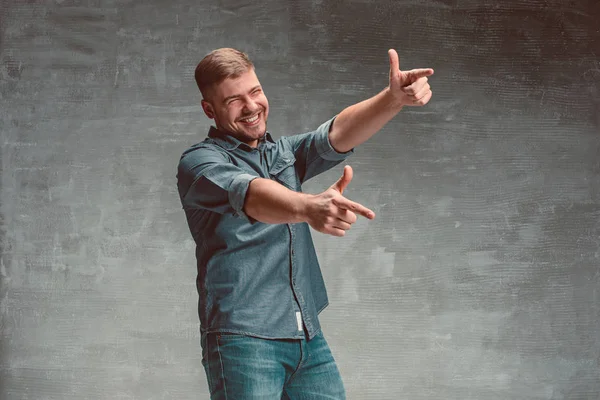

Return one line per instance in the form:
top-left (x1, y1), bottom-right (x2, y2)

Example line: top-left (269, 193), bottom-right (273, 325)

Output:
top-left (212, 69), bottom-right (261, 100)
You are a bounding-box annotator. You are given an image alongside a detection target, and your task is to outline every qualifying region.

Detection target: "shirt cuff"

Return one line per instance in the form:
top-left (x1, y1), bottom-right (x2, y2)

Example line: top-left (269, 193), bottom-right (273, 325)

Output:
top-left (315, 116), bottom-right (355, 161)
top-left (229, 173), bottom-right (260, 221)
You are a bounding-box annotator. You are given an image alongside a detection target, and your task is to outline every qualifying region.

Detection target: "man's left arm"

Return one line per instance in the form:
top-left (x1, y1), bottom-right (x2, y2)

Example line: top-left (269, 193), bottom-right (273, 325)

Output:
top-left (328, 49), bottom-right (435, 153)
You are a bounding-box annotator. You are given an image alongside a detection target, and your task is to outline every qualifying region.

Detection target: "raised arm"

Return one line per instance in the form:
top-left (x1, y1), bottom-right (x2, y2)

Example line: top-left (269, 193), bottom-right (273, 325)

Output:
top-left (328, 49), bottom-right (434, 153)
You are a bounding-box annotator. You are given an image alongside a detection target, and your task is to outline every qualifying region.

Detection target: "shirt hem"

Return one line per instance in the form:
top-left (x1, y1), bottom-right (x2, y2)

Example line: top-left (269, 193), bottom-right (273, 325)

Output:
top-left (317, 301), bottom-right (329, 314)
top-left (200, 328), bottom-right (307, 340)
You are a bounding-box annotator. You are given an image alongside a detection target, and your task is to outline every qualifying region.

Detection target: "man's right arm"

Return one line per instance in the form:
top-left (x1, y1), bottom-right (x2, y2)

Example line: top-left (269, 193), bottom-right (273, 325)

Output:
top-left (178, 145), bottom-right (374, 237)
top-left (245, 165), bottom-right (375, 237)
top-left (244, 177), bottom-right (309, 225)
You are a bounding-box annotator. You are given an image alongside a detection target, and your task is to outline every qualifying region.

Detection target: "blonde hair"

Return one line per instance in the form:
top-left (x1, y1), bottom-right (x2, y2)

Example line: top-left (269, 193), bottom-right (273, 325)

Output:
top-left (194, 48), bottom-right (254, 100)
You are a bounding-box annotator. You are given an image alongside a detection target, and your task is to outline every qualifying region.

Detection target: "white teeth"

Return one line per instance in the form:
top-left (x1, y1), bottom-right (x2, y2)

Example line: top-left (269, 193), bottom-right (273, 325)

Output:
top-left (241, 114), bottom-right (259, 123)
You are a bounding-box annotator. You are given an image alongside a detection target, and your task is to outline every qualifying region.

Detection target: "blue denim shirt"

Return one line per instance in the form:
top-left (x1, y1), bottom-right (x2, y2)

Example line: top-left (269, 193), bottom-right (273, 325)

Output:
top-left (177, 116), bottom-right (353, 340)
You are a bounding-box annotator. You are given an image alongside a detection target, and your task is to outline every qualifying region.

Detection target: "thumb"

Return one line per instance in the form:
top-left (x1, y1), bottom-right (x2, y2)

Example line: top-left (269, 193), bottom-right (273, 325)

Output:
top-left (332, 165), bottom-right (353, 194)
top-left (388, 49), bottom-right (400, 78)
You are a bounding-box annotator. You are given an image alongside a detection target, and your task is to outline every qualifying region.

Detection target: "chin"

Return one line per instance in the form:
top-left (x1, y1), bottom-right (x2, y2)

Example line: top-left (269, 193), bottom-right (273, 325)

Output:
top-left (247, 121), bottom-right (266, 135)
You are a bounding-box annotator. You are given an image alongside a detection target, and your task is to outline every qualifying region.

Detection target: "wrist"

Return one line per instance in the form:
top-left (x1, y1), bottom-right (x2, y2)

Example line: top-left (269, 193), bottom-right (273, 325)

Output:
top-left (295, 193), bottom-right (314, 224)
top-left (383, 86), bottom-right (405, 110)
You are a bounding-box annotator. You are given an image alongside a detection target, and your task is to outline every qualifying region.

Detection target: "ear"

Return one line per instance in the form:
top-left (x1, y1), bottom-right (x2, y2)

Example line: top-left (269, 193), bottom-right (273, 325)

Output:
top-left (201, 99), bottom-right (215, 119)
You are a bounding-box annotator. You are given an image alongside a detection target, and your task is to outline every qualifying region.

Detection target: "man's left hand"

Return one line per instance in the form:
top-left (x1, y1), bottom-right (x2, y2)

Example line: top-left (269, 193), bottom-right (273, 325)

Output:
top-left (388, 49), bottom-right (434, 107)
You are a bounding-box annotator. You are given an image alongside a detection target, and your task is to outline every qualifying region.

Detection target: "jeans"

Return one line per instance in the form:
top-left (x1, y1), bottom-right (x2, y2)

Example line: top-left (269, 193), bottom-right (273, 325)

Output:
top-left (201, 330), bottom-right (346, 399)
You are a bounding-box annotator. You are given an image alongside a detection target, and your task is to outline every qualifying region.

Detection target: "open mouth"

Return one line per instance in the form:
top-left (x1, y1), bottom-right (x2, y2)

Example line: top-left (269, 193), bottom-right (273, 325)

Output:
top-left (239, 112), bottom-right (261, 126)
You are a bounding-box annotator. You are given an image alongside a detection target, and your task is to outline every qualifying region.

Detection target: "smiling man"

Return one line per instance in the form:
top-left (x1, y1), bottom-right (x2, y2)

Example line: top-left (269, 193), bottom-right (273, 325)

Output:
top-left (177, 47), bottom-right (433, 399)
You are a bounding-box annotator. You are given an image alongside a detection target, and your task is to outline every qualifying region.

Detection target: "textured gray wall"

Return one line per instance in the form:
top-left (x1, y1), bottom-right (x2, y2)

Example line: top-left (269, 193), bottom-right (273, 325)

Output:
top-left (1, 0), bottom-right (599, 399)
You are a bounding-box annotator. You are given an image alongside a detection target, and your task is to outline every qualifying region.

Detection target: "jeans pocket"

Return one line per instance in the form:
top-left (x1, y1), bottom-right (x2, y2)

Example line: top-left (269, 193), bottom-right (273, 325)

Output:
top-left (216, 332), bottom-right (250, 346)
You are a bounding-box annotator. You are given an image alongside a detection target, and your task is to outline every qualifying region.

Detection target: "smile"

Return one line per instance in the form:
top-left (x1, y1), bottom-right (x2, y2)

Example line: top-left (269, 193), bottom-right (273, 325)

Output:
top-left (239, 113), bottom-right (261, 125)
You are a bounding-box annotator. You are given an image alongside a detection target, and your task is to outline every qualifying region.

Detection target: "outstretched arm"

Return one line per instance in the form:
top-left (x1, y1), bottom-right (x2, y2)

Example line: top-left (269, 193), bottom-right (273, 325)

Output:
top-left (329, 49), bottom-right (435, 153)
top-left (245, 165), bottom-right (374, 237)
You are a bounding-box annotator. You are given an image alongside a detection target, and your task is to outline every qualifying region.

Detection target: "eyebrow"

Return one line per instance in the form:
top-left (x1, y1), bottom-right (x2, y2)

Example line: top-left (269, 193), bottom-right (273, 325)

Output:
top-left (222, 85), bottom-right (262, 104)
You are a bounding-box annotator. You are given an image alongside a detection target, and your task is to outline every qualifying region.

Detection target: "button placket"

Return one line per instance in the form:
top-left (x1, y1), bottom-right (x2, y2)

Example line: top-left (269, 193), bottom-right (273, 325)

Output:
top-left (289, 224), bottom-right (303, 331)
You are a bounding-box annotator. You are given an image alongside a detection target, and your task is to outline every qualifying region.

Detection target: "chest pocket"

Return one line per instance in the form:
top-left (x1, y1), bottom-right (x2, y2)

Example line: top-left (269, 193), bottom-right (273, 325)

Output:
top-left (269, 151), bottom-right (300, 191)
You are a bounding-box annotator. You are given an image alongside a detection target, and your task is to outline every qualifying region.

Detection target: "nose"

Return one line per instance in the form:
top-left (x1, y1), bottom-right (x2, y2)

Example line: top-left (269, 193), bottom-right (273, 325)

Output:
top-left (242, 96), bottom-right (259, 113)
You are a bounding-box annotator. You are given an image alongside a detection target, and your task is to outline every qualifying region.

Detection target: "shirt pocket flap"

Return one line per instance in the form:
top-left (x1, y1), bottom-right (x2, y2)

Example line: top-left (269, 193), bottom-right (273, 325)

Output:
top-left (269, 151), bottom-right (296, 176)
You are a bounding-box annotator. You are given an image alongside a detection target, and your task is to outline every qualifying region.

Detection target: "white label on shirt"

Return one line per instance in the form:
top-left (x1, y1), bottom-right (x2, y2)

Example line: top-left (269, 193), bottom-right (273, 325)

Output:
top-left (296, 311), bottom-right (303, 331)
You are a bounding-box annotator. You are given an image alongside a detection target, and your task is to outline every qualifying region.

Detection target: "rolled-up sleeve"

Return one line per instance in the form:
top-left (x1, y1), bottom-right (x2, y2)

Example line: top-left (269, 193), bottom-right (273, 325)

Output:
top-left (177, 146), bottom-right (259, 221)
top-left (313, 115), bottom-right (354, 161)
top-left (286, 116), bottom-right (355, 183)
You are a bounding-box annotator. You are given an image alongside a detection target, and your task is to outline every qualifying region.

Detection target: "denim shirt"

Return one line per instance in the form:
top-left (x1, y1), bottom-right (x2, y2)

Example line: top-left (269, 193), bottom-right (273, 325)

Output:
top-left (177, 116), bottom-right (354, 341)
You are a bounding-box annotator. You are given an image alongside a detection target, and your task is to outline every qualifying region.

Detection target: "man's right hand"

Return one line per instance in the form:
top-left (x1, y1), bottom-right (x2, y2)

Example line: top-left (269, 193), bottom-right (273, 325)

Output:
top-left (304, 165), bottom-right (375, 237)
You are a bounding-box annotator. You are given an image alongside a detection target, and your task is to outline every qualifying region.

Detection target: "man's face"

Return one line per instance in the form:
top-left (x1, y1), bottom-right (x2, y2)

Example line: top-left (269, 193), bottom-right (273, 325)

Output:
top-left (201, 68), bottom-right (269, 147)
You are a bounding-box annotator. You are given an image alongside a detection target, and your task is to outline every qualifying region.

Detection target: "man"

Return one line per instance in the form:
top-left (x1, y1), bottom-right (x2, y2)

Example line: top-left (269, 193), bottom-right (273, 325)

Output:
top-left (177, 47), bottom-right (433, 399)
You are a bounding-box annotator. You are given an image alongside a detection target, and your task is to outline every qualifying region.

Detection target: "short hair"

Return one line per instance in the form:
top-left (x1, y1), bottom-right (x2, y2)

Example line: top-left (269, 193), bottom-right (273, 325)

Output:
top-left (194, 48), bottom-right (254, 100)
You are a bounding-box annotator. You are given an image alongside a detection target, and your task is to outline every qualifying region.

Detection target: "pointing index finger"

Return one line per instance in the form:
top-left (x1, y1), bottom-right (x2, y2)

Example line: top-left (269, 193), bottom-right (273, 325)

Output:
top-left (407, 68), bottom-right (434, 80)
top-left (333, 197), bottom-right (375, 220)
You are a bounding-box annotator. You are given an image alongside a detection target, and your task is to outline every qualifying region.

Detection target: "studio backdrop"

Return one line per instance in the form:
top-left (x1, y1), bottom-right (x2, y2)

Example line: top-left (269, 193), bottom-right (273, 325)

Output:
top-left (1, 0), bottom-right (599, 399)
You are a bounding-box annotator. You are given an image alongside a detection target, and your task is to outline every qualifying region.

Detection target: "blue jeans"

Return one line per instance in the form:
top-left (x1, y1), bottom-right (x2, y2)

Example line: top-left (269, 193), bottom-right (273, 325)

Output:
top-left (201, 330), bottom-right (346, 399)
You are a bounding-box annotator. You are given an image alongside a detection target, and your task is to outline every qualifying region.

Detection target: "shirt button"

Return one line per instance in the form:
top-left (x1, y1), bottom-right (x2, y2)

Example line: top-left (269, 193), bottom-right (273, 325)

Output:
top-left (291, 249), bottom-right (295, 255)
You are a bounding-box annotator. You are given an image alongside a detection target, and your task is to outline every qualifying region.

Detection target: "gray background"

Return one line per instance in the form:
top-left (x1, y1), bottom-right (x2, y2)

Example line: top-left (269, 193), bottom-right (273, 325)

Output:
top-left (1, 0), bottom-right (599, 399)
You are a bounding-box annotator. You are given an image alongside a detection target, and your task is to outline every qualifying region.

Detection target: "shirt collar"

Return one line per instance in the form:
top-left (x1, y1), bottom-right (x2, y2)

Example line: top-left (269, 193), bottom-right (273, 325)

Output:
top-left (207, 126), bottom-right (274, 151)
